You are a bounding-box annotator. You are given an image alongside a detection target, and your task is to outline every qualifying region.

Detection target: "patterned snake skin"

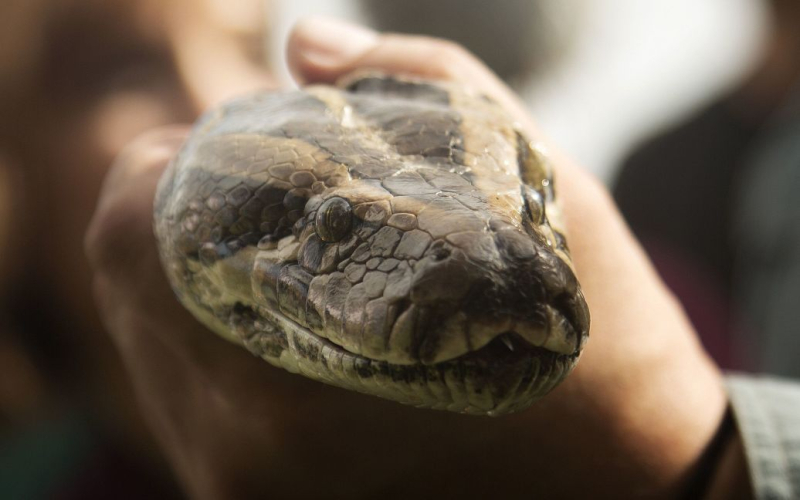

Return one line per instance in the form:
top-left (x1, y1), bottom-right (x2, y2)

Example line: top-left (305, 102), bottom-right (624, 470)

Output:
top-left (154, 75), bottom-right (589, 415)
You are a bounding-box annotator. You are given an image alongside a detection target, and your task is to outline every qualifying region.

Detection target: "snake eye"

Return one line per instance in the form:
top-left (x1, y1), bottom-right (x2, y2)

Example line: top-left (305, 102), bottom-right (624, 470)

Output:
top-left (315, 197), bottom-right (353, 242)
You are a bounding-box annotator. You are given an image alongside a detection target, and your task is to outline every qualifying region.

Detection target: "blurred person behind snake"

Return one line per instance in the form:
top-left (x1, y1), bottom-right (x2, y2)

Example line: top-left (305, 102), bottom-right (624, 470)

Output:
top-left (0, 0), bottom-right (271, 497)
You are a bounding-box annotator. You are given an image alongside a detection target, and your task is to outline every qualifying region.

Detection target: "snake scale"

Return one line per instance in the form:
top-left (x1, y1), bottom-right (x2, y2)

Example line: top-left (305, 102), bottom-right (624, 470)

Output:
top-left (154, 75), bottom-right (589, 415)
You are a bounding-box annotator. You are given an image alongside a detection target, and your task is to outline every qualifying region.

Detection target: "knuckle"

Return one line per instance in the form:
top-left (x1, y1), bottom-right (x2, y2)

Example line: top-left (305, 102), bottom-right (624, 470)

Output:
top-left (426, 39), bottom-right (473, 76)
top-left (377, 35), bottom-right (475, 79)
top-left (430, 38), bottom-right (469, 59)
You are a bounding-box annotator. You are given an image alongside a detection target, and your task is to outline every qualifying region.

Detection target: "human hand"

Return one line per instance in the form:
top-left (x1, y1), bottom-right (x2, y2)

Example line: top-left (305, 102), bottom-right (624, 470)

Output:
top-left (86, 18), bottom-right (727, 499)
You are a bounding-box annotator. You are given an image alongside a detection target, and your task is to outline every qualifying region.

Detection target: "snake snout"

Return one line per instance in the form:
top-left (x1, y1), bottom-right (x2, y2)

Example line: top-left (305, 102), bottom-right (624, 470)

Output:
top-left (415, 228), bottom-right (589, 363)
top-left (403, 228), bottom-right (586, 365)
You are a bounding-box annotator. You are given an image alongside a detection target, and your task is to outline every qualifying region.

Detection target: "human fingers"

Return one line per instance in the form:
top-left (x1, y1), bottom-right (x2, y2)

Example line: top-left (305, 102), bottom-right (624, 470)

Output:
top-left (85, 126), bottom-right (291, 375)
top-left (287, 17), bottom-right (540, 136)
top-left (86, 127), bottom-right (188, 283)
top-left (84, 127), bottom-right (334, 497)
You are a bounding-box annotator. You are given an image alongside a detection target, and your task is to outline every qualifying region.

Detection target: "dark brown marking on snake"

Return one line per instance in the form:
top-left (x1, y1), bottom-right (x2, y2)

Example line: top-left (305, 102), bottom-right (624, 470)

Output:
top-left (209, 93), bottom-right (331, 137)
top-left (345, 75), bottom-right (451, 105)
top-left (347, 94), bottom-right (467, 167)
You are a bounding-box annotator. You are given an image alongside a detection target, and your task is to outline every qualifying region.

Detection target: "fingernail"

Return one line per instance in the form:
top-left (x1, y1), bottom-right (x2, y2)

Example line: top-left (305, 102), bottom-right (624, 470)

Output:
top-left (295, 17), bottom-right (378, 67)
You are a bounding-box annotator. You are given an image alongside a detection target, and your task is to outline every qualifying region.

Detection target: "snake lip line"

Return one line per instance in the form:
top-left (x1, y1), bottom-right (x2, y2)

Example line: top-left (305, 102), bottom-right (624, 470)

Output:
top-left (248, 298), bottom-right (582, 368)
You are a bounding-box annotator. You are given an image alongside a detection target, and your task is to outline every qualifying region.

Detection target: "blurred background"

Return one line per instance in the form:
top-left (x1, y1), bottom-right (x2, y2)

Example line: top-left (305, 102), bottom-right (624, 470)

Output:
top-left (2, 0), bottom-right (797, 498)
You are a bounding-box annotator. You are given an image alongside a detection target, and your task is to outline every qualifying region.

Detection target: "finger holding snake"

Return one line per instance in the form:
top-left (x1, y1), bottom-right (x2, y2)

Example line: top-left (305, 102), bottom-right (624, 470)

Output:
top-left (87, 18), bottom-right (729, 499)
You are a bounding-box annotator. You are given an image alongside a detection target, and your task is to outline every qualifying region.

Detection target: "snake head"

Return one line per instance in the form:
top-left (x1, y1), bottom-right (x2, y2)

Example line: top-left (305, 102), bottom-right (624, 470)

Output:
top-left (285, 169), bottom-right (589, 368)
top-left (155, 75), bottom-right (589, 414)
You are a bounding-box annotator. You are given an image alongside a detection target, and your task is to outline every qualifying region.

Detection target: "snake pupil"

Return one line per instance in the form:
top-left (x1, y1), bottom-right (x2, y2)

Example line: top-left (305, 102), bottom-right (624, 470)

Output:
top-left (316, 197), bottom-right (353, 242)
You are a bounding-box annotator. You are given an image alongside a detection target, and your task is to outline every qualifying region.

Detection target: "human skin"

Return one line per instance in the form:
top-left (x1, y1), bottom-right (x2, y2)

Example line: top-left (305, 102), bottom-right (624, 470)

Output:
top-left (85, 18), bottom-right (741, 499)
top-left (0, 0), bottom-right (274, 465)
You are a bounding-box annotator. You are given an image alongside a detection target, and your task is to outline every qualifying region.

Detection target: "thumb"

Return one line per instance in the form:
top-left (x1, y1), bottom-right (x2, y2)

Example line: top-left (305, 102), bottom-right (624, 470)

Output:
top-left (286, 17), bottom-right (379, 84)
top-left (286, 17), bottom-right (538, 139)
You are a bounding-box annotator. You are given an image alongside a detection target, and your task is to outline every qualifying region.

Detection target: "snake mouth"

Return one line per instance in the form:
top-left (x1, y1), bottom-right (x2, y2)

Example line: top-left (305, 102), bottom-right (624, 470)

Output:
top-left (235, 302), bottom-right (579, 415)
top-left (417, 298), bottom-right (588, 365)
